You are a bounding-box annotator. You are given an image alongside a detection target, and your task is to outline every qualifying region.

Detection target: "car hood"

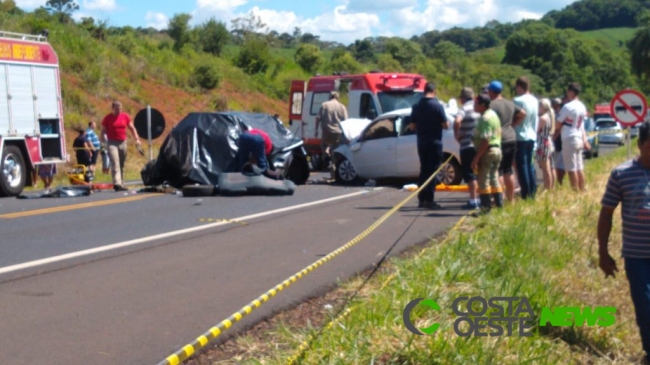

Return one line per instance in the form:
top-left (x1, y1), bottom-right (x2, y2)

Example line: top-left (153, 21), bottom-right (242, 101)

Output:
top-left (340, 118), bottom-right (373, 142)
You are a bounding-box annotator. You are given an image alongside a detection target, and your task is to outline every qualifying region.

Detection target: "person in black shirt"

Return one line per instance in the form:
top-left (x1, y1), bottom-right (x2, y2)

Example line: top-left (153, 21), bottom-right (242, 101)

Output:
top-left (73, 128), bottom-right (93, 167)
top-left (409, 82), bottom-right (449, 209)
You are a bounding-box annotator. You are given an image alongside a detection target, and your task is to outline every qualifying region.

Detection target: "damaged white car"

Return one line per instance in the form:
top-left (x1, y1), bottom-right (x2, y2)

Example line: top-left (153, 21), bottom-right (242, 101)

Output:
top-left (332, 101), bottom-right (462, 185)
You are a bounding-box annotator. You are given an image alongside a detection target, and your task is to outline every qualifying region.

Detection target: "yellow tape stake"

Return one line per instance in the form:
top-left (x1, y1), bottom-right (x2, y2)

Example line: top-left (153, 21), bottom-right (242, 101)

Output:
top-left (155, 156), bottom-right (454, 365)
top-left (286, 215), bottom-right (468, 365)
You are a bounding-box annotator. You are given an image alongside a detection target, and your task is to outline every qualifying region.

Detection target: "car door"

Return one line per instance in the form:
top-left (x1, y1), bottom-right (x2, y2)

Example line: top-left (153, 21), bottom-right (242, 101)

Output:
top-left (351, 117), bottom-right (398, 178)
top-left (396, 115), bottom-right (419, 178)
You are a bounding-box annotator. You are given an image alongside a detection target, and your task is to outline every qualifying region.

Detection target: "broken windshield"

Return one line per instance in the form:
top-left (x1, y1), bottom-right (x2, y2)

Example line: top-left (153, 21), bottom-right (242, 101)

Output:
top-left (377, 92), bottom-right (423, 113)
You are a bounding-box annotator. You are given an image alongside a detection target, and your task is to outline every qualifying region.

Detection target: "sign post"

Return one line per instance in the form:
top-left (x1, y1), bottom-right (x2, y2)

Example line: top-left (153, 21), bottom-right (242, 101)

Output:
top-left (147, 105), bottom-right (152, 161)
top-left (610, 89), bottom-right (648, 160)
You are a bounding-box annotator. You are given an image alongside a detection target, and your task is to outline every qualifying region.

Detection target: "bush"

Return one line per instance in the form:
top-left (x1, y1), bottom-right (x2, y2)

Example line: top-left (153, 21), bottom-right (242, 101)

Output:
top-left (212, 95), bottom-right (228, 111)
top-left (193, 63), bottom-right (221, 90)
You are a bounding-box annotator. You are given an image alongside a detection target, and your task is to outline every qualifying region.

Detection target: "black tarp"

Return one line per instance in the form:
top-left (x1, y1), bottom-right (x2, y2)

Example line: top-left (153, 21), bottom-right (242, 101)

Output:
top-left (143, 112), bottom-right (299, 188)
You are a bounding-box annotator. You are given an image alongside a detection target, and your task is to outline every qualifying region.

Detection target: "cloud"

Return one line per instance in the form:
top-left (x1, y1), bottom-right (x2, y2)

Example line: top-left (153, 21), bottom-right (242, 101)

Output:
top-left (145, 11), bottom-right (169, 30)
top-left (238, 5), bottom-right (379, 45)
top-left (196, 0), bottom-right (247, 12)
top-left (13, 0), bottom-right (46, 8)
top-left (346, 0), bottom-right (418, 12)
top-left (83, 0), bottom-right (116, 11)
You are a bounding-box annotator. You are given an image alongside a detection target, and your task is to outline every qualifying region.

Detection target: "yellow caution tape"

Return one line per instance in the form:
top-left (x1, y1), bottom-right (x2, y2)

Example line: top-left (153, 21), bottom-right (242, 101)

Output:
top-left (154, 155), bottom-right (454, 365)
top-left (285, 216), bottom-right (468, 365)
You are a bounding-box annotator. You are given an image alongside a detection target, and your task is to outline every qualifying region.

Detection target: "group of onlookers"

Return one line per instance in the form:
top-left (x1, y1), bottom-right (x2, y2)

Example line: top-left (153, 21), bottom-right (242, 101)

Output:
top-left (410, 77), bottom-right (591, 213)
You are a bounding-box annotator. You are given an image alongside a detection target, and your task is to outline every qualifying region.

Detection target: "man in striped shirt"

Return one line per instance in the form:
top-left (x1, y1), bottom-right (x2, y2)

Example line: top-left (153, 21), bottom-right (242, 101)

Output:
top-left (599, 121), bottom-right (650, 364)
top-left (454, 87), bottom-right (480, 209)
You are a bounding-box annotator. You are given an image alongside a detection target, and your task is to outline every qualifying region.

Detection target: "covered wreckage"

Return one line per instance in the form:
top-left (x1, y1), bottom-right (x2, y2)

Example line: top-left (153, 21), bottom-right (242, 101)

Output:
top-left (141, 112), bottom-right (309, 190)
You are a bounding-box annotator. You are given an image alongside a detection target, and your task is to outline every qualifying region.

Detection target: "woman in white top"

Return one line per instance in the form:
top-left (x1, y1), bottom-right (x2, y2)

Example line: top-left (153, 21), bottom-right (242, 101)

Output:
top-left (536, 98), bottom-right (556, 191)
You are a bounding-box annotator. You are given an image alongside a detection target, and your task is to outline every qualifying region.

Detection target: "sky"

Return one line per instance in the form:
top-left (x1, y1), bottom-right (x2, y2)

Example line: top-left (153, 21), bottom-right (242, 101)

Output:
top-left (14, 0), bottom-right (579, 45)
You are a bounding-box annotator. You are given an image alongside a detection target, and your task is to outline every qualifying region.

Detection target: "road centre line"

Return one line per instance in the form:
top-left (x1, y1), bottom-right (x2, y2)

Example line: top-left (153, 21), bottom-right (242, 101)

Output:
top-left (0, 189), bottom-right (380, 276)
top-left (0, 194), bottom-right (162, 219)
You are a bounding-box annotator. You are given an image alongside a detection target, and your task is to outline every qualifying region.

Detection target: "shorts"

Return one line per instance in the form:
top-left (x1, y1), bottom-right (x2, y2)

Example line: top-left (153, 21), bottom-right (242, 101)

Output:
top-left (554, 151), bottom-right (564, 171)
top-left (460, 147), bottom-right (477, 183)
top-left (90, 149), bottom-right (99, 165)
top-left (498, 141), bottom-right (516, 176)
top-left (38, 164), bottom-right (57, 178)
top-left (561, 137), bottom-right (584, 172)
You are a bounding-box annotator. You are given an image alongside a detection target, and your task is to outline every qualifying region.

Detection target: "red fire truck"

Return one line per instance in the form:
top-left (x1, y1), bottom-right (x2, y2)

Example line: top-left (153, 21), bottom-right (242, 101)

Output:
top-left (288, 72), bottom-right (426, 169)
top-left (0, 30), bottom-right (67, 197)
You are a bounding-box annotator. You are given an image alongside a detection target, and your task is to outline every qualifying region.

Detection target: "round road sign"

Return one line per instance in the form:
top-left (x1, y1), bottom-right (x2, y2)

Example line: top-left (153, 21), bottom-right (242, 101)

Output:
top-left (610, 89), bottom-right (648, 127)
top-left (134, 107), bottom-right (166, 140)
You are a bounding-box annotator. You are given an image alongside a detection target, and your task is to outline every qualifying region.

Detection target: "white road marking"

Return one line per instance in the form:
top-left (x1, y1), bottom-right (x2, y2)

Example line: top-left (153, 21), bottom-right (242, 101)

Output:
top-left (0, 189), bottom-right (381, 276)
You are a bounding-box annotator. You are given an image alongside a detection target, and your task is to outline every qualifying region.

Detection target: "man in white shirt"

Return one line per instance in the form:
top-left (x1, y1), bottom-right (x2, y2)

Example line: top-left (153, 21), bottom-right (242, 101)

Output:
top-left (556, 83), bottom-right (590, 191)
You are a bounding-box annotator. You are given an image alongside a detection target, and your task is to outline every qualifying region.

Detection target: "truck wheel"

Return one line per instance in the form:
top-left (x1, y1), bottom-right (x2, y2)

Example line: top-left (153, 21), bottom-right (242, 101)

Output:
top-left (0, 145), bottom-right (27, 197)
top-left (286, 153), bottom-right (309, 185)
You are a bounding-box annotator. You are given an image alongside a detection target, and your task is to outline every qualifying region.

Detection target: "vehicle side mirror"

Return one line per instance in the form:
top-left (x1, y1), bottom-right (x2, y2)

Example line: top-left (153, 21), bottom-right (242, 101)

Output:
top-left (351, 142), bottom-right (361, 152)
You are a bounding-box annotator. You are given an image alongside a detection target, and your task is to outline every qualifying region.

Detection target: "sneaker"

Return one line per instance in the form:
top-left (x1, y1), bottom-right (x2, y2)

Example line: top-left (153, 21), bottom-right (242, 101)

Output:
top-left (428, 202), bottom-right (443, 210)
top-left (461, 201), bottom-right (479, 210)
top-left (114, 185), bottom-right (128, 191)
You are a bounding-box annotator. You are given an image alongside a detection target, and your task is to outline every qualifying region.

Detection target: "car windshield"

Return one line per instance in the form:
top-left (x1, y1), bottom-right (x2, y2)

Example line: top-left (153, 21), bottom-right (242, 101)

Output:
top-left (597, 121), bottom-right (618, 129)
top-left (377, 92), bottom-right (422, 113)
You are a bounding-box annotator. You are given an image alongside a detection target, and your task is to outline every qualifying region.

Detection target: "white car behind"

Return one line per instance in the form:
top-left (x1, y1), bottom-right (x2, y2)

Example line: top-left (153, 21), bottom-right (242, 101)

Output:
top-left (332, 104), bottom-right (461, 185)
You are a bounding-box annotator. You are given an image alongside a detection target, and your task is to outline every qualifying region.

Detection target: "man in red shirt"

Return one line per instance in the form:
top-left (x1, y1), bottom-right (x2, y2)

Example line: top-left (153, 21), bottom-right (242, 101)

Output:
top-left (100, 100), bottom-right (141, 191)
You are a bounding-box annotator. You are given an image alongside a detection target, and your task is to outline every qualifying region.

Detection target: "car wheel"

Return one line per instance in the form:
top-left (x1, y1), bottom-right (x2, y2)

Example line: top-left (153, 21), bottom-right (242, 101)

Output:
top-left (182, 184), bottom-right (215, 197)
top-left (437, 156), bottom-right (462, 185)
top-left (335, 157), bottom-right (359, 184)
top-left (286, 153), bottom-right (310, 185)
top-left (0, 145), bottom-right (27, 197)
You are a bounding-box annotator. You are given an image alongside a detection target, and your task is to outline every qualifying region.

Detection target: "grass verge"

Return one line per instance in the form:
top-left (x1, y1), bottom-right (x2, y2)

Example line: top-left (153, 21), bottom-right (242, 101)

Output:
top-left (190, 145), bottom-right (647, 365)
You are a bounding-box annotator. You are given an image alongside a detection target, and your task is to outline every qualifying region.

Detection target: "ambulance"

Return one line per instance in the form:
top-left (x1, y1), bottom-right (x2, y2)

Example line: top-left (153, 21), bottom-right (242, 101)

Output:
top-left (288, 72), bottom-right (427, 169)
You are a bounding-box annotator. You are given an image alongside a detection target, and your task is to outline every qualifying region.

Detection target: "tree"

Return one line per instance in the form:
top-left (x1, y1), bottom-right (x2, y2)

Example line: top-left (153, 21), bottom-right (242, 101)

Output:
top-left (0, 0), bottom-right (17, 13)
top-left (294, 43), bottom-right (324, 73)
top-left (431, 40), bottom-right (465, 67)
top-left (628, 10), bottom-right (650, 90)
top-left (328, 52), bottom-right (362, 74)
top-left (198, 18), bottom-right (229, 56)
top-left (168, 13), bottom-right (193, 52)
top-left (44, 0), bottom-right (79, 23)
top-left (376, 54), bottom-right (403, 72)
top-left (236, 37), bottom-right (271, 74)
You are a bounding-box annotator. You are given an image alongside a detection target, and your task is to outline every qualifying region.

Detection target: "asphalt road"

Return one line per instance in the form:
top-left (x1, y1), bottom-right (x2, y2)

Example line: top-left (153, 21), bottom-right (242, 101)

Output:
top-left (0, 145), bottom-right (619, 365)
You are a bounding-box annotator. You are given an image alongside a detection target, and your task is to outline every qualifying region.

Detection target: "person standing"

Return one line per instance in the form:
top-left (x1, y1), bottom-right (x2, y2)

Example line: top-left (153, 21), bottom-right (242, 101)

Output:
top-left (86, 121), bottom-right (101, 173)
top-left (486, 80), bottom-right (526, 202)
top-left (471, 94), bottom-right (503, 214)
top-left (409, 82), bottom-right (448, 210)
top-left (454, 87), bottom-right (480, 209)
top-left (100, 100), bottom-right (141, 191)
top-left (598, 121), bottom-right (650, 365)
top-left (314, 91), bottom-right (348, 181)
top-left (555, 83), bottom-right (589, 191)
top-left (513, 76), bottom-right (539, 200)
top-left (536, 98), bottom-right (556, 191)
top-left (73, 127), bottom-right (93, 168)
top-left (552, 97), bottom-right (565, 186)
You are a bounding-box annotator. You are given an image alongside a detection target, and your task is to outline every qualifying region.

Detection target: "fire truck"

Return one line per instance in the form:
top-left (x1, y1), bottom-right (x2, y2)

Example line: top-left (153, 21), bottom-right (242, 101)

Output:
top-left (0, 30), bottom-right (67, 197)
top-left (288, 72), bottom-right (426, 169)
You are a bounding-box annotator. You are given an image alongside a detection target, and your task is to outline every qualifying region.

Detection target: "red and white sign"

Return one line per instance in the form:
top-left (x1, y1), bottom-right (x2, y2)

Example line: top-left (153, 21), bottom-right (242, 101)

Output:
top-left (610, 89), bottom-right (648, 127)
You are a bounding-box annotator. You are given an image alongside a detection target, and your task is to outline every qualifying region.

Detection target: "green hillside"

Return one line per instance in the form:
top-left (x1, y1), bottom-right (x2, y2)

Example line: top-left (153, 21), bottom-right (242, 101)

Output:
top-left (581, 27), bottom-right (639, 48)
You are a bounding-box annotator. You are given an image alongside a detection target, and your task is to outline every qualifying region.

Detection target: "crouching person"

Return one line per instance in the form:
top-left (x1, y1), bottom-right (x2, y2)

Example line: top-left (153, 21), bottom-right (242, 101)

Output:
top-left (471, 94), bottom-right (503, 213)
top-left (234, 128), bottom-right (283, 180)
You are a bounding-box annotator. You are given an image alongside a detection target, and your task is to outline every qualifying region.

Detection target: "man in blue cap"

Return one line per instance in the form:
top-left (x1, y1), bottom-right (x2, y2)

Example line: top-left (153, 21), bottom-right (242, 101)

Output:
top-left (487, 80), bottom-right (526, 203)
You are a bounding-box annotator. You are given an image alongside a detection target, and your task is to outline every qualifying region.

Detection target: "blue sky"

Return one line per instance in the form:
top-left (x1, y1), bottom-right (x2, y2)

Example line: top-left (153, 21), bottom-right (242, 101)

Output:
top-left (14, 0), bottom-right (579, 45)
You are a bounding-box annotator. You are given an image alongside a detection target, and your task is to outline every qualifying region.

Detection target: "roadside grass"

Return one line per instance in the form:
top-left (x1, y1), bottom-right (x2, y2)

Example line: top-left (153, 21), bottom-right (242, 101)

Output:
top-left (194, 145), bottom-right (647, 365)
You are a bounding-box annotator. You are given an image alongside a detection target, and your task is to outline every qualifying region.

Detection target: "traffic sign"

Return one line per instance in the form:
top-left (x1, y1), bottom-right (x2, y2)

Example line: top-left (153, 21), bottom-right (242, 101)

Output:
top-left (134, 107), bottom-right (165, 140)
top-left (610, 89), bottom-right (648, 127)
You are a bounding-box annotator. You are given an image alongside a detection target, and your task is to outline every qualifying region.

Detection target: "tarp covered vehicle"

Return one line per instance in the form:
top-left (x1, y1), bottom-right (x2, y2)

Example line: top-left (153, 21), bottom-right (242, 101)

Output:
top-left (142, 112), bottom-right (309, 189)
